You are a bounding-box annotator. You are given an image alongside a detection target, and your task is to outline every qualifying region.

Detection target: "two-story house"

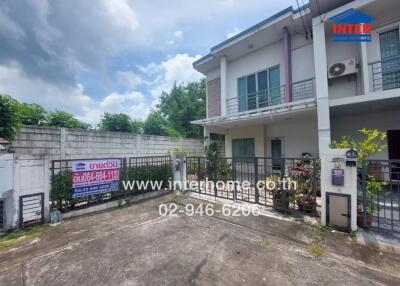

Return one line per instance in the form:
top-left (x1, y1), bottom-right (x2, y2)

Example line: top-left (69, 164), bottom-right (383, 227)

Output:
top-left (192, 0), bottom-right (400, 162)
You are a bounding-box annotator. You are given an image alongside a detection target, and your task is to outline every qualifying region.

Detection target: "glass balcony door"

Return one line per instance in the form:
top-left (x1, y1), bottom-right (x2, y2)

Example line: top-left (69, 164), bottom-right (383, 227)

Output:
top-left (238, 66), bottom-right (280, 112)
top-left (379, 28), bottom-right (400, 90)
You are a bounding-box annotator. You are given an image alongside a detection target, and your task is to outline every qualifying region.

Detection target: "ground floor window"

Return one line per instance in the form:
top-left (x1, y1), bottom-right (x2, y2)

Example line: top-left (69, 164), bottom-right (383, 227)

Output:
top-left (232, 138), bottom-right (255, 162)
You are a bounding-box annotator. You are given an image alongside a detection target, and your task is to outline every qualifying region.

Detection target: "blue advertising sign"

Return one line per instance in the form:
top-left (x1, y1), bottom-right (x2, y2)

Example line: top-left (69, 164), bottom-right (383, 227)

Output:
top-left (72, 159), bottom-right (120, 198)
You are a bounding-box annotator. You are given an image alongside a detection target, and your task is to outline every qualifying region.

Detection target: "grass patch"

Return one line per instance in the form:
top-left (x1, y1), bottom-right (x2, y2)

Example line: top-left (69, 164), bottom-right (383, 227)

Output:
top-left (0, 225), bottom-right (49, 250)
top-left (261, 239), bottom-right (271, 247)
top-left (308, 243), bottom-right (325, 257)
top-left (349, 230), bottom-right (357, 242)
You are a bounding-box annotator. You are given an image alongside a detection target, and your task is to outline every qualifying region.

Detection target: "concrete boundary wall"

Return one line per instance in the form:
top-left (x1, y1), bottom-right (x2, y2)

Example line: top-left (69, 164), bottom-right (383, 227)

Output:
top-left (11, 126), bottom-right (204, 160)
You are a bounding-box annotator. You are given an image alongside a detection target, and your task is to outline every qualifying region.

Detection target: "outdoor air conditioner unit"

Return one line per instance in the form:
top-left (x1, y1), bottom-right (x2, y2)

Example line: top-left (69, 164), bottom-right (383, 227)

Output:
top-left (328, 58), bottom-right (357, 79)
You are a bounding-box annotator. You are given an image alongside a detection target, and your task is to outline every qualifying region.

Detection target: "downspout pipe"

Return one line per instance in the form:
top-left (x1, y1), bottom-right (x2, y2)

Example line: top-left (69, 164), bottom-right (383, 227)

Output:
top-left (283, 26), bottom-right (292, 103)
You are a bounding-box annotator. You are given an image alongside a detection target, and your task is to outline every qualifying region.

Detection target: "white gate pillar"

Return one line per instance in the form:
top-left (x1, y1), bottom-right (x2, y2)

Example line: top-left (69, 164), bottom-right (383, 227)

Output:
top-left (321, 149), bottom-right (358, 231)
top-left (170, 152), bottom-right (187, 191)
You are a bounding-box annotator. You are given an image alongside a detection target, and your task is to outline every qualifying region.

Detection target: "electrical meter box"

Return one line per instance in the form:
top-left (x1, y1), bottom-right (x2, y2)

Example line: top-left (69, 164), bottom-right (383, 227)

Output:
top-left (331, 168), bottom-right (344, 186)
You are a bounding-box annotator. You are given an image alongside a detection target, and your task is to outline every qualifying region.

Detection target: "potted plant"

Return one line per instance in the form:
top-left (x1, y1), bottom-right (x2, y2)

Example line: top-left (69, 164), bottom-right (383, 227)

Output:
top-left (357, 176), bottom-right (387, 226)
top-left (267, 175), bottom-right (294, 211)
top-left (217, 161), bottom-right (231, 182)
top-left (290, 161), bottom-right (318, 213)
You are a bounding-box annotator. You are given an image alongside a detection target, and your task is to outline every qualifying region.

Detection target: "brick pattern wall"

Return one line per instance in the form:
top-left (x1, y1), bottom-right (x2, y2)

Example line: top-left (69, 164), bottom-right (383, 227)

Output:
top-left (207, 77), bottom-right (221, 117)
top-left (11, 126), bottom-right (204, 160)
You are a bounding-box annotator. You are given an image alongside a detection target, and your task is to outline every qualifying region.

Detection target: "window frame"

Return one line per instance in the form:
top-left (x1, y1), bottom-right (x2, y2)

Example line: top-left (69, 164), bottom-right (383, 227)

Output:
top-left (237, 65), bottom-right (280, 112)
top-left (232, 138), bottom-right (255, 162)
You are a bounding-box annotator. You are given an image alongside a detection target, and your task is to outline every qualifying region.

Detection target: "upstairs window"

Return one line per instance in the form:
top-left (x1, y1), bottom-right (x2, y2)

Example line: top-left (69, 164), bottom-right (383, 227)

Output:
top-left (379, 28), bottom-right (400, 90)
top-left (238, 66), bottom-right (281, 112)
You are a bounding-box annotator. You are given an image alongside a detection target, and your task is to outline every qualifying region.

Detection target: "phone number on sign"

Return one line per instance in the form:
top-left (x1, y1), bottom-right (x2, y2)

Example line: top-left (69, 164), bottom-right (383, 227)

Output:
top-left (73, 170), bottom-right (120, 185)
top-left (159, 203), bottom-right (260, 217)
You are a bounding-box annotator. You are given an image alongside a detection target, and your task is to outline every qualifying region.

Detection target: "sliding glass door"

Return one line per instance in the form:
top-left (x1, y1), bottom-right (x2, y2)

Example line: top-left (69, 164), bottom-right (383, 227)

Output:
top-left (238, 66), bottom-right (280, 112)
top-left (379, 28), bottom-right (400, 90)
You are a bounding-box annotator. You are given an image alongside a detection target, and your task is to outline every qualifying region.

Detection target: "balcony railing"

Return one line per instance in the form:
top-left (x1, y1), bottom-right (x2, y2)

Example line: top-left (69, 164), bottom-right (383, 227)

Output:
top-left (370, 56), bottom-right (400, 92)
top-left (226, 78), bottom-right (315, 115)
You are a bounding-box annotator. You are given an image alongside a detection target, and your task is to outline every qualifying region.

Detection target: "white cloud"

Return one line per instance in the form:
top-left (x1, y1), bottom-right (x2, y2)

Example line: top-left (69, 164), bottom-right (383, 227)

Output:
top-left (101, 0), bottom-right (139, 30)
top-left (117, 71), bottom-right (143, 88)
top-left (0, 63), bottom-right (93, 116)
top-left (141, 53), bottom-right (203, 98)
top-left (0, 63), bottom-right (149, 125)
top-left (174, 30), bottom-right (183, 41)
top-left (100, 91), bottom-right (144, 111)
top-left (227, 27), bottom-right (241, 38)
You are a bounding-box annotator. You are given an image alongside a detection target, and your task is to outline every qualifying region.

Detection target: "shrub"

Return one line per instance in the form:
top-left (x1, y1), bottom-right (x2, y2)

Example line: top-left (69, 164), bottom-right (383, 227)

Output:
top-left (0, 94), bottom-right (20, 140)
top-left (126, 164), bottom-right (172, 191)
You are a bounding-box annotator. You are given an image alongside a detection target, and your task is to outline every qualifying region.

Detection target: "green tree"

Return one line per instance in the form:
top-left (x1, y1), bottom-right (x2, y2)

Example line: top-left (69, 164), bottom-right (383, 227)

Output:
top-left (98, 112), bottom-right (133, 132)
top-left (157, 79), bottom-right (205, 138)
top-left (330, 128), bottom-right (387, 161)
top-left (0, 94), bottom-right (21, 140)
top-left (143, 111), bottom-right (167, 136)
top-left (45, 110), bottom-right (90, 129)
top-left (131, 119), bottom-right (143, 134)
top-left (18, 103), bottom-right (47, 125)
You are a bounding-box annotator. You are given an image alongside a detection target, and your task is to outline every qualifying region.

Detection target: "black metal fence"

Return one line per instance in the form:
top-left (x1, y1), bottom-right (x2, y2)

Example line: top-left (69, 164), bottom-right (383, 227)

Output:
top-left (186, 157), bottom-right (320, 215)
top-left (358, 159), bottom-right (400, 234)
top-left (370, 56), bottom-right (400, 91)
top-left (50, 156), bottom-right (171, 212)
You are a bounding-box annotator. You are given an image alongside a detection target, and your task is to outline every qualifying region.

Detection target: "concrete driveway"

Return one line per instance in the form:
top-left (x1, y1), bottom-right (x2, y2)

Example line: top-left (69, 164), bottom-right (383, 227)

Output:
top-left (0, 193), bottom-right (400, 286)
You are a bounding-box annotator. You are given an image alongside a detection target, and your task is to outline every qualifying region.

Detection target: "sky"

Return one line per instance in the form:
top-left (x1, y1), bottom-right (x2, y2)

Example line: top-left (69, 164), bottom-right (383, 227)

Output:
top-left (0, 0), bottom-right (306, 126)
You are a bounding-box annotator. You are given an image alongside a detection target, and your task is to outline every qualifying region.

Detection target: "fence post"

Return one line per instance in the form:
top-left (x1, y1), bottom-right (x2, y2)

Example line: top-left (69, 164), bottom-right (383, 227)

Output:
top-left (254, 157), bottom-right (259, 204)
top-left (361, 160), bottom-right (368, 229)
top-left (233, 158), bottom-right (237, 202)
top-left (214, 158), bottom-right (218, 198)
top-left (197, 157), bottom-right (201, 194)
top-left (122, 158), bottom-right (127, 198)
top-left (280, 159), bottom-right (287, 211)
top-left (312, 159), bottom-right (317, 212)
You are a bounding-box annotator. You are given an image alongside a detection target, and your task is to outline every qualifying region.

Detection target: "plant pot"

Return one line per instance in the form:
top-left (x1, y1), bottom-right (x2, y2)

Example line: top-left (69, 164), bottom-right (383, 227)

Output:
top-left (273, 192), bottom-right (289, 210)
top-left (218, 174), bottom-right (229, 182)
top-left (296, 198), bottom-right (315, 213)
top-left (357, 211), bottom-right (373, 227)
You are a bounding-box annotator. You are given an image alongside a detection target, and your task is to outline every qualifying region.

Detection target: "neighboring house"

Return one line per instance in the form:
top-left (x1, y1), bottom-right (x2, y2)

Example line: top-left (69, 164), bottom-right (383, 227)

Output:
top-left (192, 0), bottom-right (400, 161)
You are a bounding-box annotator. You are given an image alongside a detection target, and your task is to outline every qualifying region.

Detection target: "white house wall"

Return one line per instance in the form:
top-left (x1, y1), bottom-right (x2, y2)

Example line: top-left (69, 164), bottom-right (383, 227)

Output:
top-left (206, 67), bottom-right (221, 81)
top-left (291, 35), bottom-right (315, 82)
top-left (265, 118), bottom-right (319, 158)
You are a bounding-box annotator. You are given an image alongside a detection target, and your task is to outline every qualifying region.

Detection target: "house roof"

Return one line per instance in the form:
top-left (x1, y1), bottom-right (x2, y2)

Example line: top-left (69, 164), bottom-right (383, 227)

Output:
top-left (329, 8), bottom-right (374, 23)
top-left (193, 4), bottom-right (310, 68)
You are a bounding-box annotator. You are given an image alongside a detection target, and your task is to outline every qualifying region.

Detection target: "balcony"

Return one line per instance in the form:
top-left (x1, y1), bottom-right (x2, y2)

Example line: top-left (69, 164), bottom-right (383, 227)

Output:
top-left (370, 56), bottom-right (400, 92)
top-left (226, 78), bottom-right (315, 115)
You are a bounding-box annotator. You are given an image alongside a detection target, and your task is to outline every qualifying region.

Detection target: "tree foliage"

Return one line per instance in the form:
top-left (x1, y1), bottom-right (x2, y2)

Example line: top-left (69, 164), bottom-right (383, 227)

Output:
top-left (18, 103), bottom-right (47, 125)
top-left (143, 111), bottom-right (167, 136)
top-left (45, 110), bottom-right (90, 129)
top-left (330, 128), bottom-right (387, 160)
top-left (131, 120), bottom-right (143, 134)
top-left (0, 94), bottom-right (20, 140)
top-left (157, 79), bottom-right (205, 138)
top-left (98, 112), bottom-right (134, 133)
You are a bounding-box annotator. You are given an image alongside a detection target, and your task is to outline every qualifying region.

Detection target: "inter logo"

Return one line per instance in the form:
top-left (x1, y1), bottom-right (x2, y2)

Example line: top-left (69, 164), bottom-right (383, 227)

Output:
top-left (329, 8), bottom-right (374, 42)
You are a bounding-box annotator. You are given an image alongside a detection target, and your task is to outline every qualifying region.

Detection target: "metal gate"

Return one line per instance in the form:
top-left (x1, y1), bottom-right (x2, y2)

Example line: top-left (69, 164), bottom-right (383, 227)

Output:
top-left (0, 200), bottom-right (4, 232)
top-left (359, 160), bottom-right (400, 234)
top-left (186, 157), bottom-right (320, 215)
top-left (19, 193), bottom-right (44, 229)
